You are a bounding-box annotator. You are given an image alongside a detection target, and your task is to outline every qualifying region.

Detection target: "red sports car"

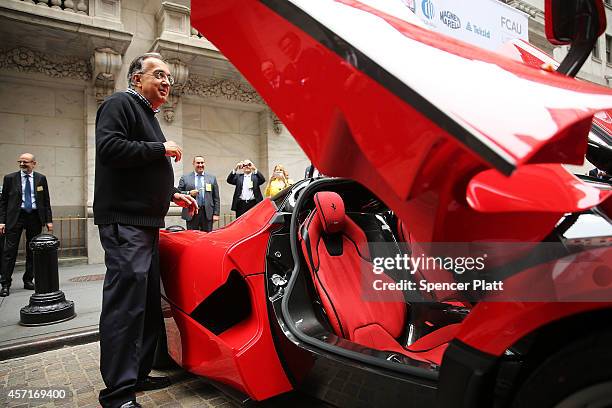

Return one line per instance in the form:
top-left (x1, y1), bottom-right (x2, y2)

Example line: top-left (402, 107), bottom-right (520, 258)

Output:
top-left (157, 1), bottom-right (612, 406)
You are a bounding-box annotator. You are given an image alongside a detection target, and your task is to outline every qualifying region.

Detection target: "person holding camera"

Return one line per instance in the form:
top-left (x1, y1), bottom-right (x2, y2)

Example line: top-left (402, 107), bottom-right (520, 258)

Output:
top-left (227, 160), bottom-right (266, 218)
top-left (265, 164), bottom-right (294, 197)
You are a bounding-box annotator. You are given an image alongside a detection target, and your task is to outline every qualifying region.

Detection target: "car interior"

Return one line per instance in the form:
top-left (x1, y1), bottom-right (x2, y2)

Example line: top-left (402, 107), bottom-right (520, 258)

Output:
top-left (266, 178), bottom-right (474, 371)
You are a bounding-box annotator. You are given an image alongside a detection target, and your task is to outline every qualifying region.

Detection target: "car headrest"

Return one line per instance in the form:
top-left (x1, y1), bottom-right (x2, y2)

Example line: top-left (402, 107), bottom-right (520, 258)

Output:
top-left (314, 192), bottom-right (345, 234)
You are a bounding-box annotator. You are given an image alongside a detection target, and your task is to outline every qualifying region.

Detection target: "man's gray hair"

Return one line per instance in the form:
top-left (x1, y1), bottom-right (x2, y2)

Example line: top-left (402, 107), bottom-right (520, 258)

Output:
top-left (127, 52), bottom-right (165, 88)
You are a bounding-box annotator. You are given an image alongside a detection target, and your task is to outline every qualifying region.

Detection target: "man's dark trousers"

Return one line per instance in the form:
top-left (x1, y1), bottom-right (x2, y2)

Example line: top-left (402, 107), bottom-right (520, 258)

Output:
top-left (0, 209), bottom-right (42, 287)
top-left (98, 224), bottom-right (162, 408)
top-left (236, 199), bottom-right (257, 218)
top-left (186, 209), bottom-right (213, 232)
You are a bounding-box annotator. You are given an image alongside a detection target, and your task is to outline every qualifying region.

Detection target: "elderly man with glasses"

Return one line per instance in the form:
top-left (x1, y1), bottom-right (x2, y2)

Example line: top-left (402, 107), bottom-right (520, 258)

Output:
top-left (93, 52), bottom-right (197, 408)
top-left (0, 153), bottom-right (53, 297)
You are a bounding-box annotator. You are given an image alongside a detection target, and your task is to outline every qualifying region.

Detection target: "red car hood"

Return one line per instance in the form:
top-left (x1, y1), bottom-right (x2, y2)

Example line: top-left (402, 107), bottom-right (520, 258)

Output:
top-left (192, 0), bottom-right (612, 241)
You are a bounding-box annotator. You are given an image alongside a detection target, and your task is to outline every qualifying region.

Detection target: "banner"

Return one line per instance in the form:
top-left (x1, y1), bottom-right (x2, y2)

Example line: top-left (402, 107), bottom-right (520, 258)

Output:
top-left (407, 0), bottom-right (529, 51)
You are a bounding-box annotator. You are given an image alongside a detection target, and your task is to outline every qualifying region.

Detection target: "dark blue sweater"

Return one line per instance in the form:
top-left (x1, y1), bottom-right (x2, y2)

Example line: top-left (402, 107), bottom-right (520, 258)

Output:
top-left (93, 91), bottom-right (173, 227)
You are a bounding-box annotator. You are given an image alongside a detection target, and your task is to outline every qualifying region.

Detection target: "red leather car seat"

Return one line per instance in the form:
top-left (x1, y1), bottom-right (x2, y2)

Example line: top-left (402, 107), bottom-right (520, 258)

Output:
top-left (300, 192), bottom-right (459, 365)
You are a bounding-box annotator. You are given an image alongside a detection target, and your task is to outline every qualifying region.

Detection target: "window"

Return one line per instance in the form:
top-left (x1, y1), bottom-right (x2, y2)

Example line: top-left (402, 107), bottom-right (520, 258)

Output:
top-left (607, 34), bottom-right (612, 64)
top-left (593, 38), bottom-right (601, 59)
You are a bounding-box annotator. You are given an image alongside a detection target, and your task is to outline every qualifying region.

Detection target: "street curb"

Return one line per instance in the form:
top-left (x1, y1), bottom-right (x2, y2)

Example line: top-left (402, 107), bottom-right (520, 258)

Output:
top-left (0, 328), bottom-right (99, 361)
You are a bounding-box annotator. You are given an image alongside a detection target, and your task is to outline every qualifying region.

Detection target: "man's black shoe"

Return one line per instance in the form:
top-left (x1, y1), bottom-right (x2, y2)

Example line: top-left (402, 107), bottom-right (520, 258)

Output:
top-left (0, 287), bottom-right (9, 297)
top-left (134, 376), bottom-right (171, 391)
top-left (24, 281), bottom-right (35, 290)
top-left (119, 401), bottom-right (142, 408)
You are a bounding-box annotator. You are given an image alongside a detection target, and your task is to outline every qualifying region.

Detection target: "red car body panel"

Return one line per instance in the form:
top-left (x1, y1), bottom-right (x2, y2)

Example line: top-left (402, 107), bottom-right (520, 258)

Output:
top-left (160, 200), bottom-right (276, 313)
top-left (467, 164), bottom-right (610, 213)
top-left (161, 275), bottom-right (292, 399)
top-left (159, 200), bottom-right (293, 400)
top-left (458, 302), bottom-right (611, 355)
top-left (458, 245), bottom-right (612, 354)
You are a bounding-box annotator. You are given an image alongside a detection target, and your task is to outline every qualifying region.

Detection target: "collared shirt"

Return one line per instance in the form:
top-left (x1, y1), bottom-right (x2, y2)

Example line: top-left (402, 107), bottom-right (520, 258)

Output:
top-left (21, 170), bottom-right (37, 210)
top-left (126, 88), bottom-right (160, 114)
top-left (240, 172), bottom-right (255, 201)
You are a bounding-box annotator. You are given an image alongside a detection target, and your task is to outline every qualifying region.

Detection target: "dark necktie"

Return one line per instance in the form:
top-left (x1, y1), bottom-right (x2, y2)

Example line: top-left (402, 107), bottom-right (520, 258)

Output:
top-left (196, 175), bottom-right (204, 207)
top-left (24, 174), bottom-right (32, 213)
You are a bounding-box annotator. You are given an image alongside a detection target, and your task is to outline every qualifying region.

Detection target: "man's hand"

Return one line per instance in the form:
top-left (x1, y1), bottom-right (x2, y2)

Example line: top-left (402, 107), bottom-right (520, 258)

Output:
top-left (189, 189), bottom-right (199, 197)
top-left (0, 224), bottom-right (4, 235)
top-left (212, 215), bottom-right (219, 222)
top-left (164, 141), bottom-right (183, 162)
top-left (46, 223), bottom-right (53, 233)
top-left (173, 193), bottom-right (198, 216)
top-left (234, 161), bottom-right (244, 171)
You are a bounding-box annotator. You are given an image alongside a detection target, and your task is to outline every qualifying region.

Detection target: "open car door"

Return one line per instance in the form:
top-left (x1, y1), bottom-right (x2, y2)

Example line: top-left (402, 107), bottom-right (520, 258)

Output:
top-left (191, 0), bottom-right (612, 243)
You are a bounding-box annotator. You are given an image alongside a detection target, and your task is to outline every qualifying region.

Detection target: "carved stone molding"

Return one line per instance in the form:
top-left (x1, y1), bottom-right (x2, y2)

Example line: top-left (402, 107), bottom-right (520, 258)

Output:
top-left (91, 47), bottom-right (122, 104)
top-left (269, 111), bottom-right (284, 135)
top-left (162, 58), bottom-right (189, 123)
top-left (0, 47), bottom-right (91, 80)
top-left (184, 75), bottom-right (264, 105)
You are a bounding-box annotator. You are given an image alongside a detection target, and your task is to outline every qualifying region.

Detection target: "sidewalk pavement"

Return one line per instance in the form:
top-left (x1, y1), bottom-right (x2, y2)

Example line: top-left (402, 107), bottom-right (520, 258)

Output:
top-left (0, 263), bottom-right (105, 360)
top-left (0, 342), bottom-right (236, 408)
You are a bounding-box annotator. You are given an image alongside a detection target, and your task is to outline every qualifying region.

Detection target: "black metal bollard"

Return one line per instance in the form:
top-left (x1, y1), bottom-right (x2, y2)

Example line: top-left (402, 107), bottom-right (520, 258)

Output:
top-left (20, 234), bottom-right (76, 326)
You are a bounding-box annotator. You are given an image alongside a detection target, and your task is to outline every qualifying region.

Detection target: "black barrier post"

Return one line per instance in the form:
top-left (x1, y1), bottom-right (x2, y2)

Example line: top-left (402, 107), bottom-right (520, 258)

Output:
top-left (20, 234), bottom-right (76, 326)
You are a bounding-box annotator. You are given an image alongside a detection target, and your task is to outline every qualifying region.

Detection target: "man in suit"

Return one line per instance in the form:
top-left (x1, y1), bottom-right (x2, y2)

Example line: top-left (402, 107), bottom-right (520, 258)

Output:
top-left (227, 160), bottom-right (266, 218)
top-left (177, 156), bottom-right (220, 231)
top-left (588, 167), bottom-right (611, 181)
top-left (0, 153), bottom-right (53, 297)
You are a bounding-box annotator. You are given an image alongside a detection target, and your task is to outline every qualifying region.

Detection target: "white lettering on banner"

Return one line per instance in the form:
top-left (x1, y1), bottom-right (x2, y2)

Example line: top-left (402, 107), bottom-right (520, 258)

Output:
top-left (410, 0), bottom-right (529, 51)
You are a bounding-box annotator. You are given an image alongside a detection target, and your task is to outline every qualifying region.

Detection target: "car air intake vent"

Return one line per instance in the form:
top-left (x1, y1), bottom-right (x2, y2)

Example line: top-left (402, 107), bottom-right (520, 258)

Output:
top-left (190, 271), bottom-right (251, 335)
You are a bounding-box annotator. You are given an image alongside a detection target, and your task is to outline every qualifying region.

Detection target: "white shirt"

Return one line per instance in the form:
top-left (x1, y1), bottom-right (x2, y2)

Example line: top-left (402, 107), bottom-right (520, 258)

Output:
top-left (240, 172), bottom-right (255, 201)
top-left (21, 170), bottom-right (37, 210)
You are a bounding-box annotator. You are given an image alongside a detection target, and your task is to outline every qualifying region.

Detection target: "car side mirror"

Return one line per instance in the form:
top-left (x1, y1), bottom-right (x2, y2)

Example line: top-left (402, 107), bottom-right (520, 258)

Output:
top-left (545, 0), bottom-right (606, 77)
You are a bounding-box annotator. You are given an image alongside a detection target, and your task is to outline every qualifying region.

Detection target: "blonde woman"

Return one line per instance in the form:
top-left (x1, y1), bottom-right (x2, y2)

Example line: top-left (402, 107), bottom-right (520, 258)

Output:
top-left (265, 164), bottom-right (294, 197)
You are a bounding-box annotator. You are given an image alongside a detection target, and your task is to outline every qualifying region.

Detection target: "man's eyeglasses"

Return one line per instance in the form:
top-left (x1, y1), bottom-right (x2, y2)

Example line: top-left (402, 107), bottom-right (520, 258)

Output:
top-left (142, 70), bottom-right (175, 85)
top-left (18, 160), bottom-right (32, 164)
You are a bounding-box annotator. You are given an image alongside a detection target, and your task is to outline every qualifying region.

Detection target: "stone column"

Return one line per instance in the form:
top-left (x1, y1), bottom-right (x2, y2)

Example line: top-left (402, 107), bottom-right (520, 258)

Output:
top-left (87, 48), bottom-right (122, 264)
top-left (161, 58), bottom-right (189, 124)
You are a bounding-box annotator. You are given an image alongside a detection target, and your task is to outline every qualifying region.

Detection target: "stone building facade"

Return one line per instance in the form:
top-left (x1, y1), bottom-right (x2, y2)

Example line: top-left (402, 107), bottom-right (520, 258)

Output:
top-left (0, 0), bottom-right (310, 263)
